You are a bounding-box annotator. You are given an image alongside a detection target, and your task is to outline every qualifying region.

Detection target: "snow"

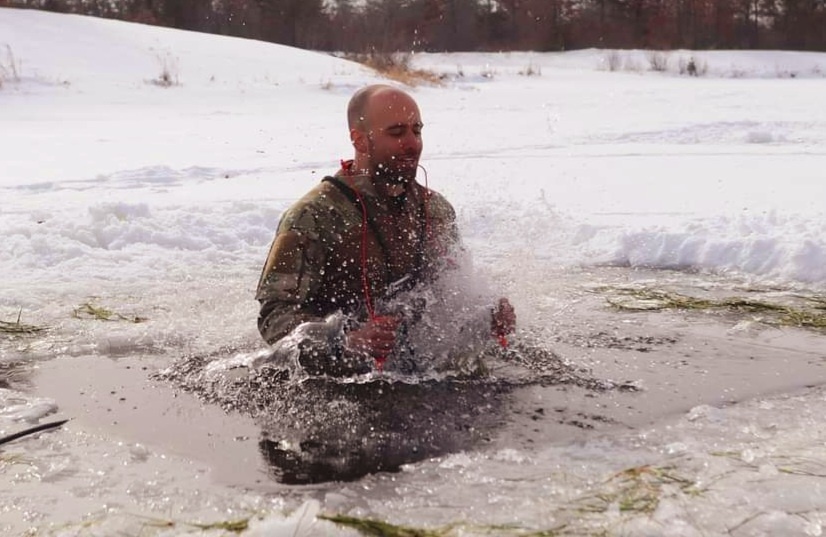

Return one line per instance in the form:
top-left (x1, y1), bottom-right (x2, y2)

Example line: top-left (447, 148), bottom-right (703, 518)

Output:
top-left (2, 6), bottom-right (826, 536)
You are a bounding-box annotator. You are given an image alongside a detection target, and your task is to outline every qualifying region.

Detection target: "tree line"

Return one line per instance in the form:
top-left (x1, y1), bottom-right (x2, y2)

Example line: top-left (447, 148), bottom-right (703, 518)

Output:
top-left (4, 0), bottom-right (826, 52)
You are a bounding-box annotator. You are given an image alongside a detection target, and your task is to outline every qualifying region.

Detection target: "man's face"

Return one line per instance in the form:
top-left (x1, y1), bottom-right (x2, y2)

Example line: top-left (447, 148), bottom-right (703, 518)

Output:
top-left (361, 91), bottom-right (423, 182)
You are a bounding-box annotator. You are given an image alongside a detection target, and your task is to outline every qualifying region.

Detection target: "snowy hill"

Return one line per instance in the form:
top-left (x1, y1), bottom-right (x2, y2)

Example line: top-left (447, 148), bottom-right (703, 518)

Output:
top-left (0, 7), bottom-right (369, 89)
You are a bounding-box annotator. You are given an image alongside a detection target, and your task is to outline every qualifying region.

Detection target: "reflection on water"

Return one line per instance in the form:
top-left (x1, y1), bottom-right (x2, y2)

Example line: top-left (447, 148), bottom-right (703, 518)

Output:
top-left (256, 377), bottom-right (509, 484)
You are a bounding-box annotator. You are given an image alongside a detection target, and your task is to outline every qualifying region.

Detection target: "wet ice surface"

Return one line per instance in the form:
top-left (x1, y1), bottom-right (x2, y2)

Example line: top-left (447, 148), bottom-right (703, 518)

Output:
top-left (3, 266), bottom-right (826, 536)
top-left (3, 8), bottom-right (826, 536)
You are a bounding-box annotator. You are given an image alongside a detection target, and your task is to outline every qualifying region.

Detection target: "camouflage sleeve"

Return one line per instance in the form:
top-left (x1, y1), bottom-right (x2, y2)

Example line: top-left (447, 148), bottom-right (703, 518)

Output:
top-left (256, 204), bottom-right (326, 340)
top-left (255, 204), bottom-right (371, 376)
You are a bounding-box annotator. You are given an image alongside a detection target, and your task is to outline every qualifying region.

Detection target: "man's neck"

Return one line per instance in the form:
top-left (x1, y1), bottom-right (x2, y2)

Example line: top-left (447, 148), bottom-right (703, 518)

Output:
top-left (348, 158), bottom-right (416, 200)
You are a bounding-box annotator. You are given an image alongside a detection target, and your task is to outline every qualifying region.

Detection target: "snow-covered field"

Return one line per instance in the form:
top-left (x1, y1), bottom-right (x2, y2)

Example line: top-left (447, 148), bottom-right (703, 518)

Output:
top-left (2, 8), bottom-right (826, 536)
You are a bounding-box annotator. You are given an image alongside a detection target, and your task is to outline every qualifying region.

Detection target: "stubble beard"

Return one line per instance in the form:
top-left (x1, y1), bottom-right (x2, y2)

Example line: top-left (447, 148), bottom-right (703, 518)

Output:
top-left (374, 162), bottom-right (417, 184)
top-left (368, 144), bottom-right (419, 185)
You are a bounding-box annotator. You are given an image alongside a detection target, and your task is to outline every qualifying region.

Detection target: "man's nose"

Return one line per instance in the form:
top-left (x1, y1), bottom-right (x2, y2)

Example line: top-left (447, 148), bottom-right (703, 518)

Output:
top-left (399, 130), bottom-right (420, 150)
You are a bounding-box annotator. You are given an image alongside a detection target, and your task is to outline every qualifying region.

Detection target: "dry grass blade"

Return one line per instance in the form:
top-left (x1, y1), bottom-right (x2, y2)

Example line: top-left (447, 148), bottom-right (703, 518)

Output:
top-left (0, 310), bottom-right (46, 335)
top-left (73, 302), bottom-right (116, 321)
top-left (516, 528), bottom-right (568, 537)
top-left (189, 518), bottom-right (249, 533)
top-left (319, 514), bottom-right (449, 537)
top-left (127, 514), bottom-right (250, 533)
top-left (0, 319), bottom-right (46, 335)
top-left (73, 302), bottom-right (147, 323)
top-left (0, 452), bottom-right (32, 466)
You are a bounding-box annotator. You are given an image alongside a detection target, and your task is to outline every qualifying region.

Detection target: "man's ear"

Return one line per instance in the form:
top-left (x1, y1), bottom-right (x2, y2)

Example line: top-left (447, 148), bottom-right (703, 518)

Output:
top-left (350, 128), bottom-right (368, 154)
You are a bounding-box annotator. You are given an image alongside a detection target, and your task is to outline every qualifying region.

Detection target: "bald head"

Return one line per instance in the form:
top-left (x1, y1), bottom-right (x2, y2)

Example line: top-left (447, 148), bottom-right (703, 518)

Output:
top-left (347, 85), bottom-right (424, 182)
top-left (347, 84), bottom-right (415, 131)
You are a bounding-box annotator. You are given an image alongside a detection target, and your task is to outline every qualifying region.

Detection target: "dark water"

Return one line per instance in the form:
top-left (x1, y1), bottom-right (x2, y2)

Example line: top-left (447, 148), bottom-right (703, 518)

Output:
top-left (257, 378), bottom-right (510, 484)
top-left (159, 339), bottom-right (621, 485)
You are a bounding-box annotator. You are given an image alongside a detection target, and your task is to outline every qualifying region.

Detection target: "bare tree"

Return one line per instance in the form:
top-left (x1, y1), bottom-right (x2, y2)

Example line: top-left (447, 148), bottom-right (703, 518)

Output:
top-left (8, 0), bottom-right (825, 52)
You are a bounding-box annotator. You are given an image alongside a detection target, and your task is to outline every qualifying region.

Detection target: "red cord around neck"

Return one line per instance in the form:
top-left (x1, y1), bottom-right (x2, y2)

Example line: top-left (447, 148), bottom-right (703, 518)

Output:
top-left (340, 159), bottom-right (377, 321)
top-left (339, 159), bottom-right (435, 320)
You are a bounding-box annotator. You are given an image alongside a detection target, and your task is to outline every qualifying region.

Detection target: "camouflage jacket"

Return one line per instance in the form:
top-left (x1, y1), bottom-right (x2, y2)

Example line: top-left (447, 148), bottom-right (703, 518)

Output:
top-left (255, 170), bottom-right (460, 375)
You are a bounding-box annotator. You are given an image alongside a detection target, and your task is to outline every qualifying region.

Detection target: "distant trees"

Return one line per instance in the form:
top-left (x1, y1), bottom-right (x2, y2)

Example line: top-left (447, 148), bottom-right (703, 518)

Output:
top-left (6, 0), bottom-right (826, 51)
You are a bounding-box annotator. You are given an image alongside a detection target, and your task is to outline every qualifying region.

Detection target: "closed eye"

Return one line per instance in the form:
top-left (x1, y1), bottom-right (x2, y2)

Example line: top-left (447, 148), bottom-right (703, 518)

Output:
top-left (384, 122), bottom-right (424, 137)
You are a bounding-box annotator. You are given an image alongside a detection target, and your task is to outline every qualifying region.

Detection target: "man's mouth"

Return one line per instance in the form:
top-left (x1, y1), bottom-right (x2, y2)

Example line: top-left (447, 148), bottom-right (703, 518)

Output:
top-left (394, 156), bottom-right (419, 168)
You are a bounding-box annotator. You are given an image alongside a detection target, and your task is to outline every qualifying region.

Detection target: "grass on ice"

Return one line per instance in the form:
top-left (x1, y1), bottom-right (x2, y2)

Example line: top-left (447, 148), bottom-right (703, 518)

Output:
top-left (320, 514), bottom-right (450, 537)
top-left (0, 310), bottom-right (46, 336)
top-left (573, 464), bottom-right (700, 515)
top-left (599, 287), bottom-right (826, 331)
top-left (72, 301), bottom-right (148, 323)
top-left (320, 514), bottom-right (573, 537)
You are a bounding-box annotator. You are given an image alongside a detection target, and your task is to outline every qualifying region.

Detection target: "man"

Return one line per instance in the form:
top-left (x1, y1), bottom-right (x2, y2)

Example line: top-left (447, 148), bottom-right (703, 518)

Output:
top-left (256, 85), bottom-right (515, 376)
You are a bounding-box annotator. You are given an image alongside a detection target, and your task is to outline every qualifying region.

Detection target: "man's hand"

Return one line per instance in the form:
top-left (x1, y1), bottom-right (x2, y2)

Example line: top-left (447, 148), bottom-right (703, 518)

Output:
top-left (345, 315), bottom-right (401, 359)
top-left (491, 298), bottom-right (516, 337)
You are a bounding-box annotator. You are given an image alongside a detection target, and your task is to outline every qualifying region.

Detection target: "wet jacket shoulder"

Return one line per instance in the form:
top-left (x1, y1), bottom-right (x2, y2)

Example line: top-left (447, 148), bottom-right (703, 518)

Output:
top-left (255, 180), bottom-right (361, 344)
